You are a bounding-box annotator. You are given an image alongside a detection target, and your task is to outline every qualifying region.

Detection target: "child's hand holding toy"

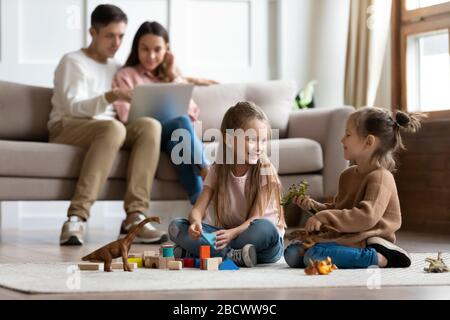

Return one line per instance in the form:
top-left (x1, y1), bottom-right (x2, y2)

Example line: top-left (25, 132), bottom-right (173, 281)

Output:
top-left (215, 229), bottom-right (238, 251)
top-left (281, 180), bottom-right (327, 214)
top-left (304, 216), bottom-right (323, 232)
top-left (293, 195), bottom-right (327, 213)
top-left (188, 219), bottom-right (203, 240)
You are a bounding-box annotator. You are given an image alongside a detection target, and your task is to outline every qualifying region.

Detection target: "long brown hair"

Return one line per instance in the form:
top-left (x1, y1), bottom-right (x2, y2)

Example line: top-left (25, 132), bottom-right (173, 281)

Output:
top-left (124, 21), bottom-right (172, 82)
top-left (350, 107), bottom-right (425, 172)
top-left (212, 102), bottom-right (286, 229)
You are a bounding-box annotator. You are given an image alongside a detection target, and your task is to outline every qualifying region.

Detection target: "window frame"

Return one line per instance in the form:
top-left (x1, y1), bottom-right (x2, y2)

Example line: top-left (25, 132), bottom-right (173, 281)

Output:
top-left (392, 0), bottom-right (450, 119)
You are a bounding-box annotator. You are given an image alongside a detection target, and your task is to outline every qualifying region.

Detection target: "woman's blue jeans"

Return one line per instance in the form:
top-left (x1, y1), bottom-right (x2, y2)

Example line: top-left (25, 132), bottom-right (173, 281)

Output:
top-left (168, 218), bottom-right (284, 264)
top-left (284, 242), bottom-right (379, 269)
top-left (161, 115), bottom-right (208, 204)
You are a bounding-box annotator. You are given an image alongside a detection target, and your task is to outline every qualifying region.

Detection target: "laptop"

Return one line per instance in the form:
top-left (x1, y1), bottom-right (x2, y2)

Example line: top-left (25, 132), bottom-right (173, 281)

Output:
top-left (128, 83), bottom-right (194, 123)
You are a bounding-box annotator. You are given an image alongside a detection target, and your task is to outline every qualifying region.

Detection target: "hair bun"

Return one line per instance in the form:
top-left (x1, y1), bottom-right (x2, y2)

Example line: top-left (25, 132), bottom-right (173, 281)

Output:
top-left (395, 111), bottom-right (411, 127)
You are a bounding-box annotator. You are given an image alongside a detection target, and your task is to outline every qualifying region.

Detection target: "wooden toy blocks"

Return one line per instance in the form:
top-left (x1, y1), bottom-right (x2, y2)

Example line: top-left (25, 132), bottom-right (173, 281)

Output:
top-left (111, 262), bottom-right (138, 270)
top-left (78, 263), bottom-right (102, 271)
top-left (204, 258), bottom-right (221, 270)
top-left (144, 256), bottom-right (160, 269)
top-left (168, 260), bottom-right (183, 270)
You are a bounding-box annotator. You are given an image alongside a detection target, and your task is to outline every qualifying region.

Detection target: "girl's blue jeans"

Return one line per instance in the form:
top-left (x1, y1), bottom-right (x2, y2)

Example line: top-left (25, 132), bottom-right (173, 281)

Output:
top-left (284, 241), bottom-right (379, 269)
top-left (168, 218), bottom-right (284, 264)
top-left (161, 115), bottom-right (208, 204)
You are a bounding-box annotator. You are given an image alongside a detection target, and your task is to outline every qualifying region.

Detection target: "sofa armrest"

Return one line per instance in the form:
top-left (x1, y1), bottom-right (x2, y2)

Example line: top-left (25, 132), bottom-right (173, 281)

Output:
top-left (286, 106), bottom-right (354, 198)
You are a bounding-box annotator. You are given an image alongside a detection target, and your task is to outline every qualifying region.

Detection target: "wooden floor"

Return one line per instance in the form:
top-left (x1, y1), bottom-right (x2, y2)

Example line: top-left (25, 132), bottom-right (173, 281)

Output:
top-left (0, 229), bottom-right (450, 300)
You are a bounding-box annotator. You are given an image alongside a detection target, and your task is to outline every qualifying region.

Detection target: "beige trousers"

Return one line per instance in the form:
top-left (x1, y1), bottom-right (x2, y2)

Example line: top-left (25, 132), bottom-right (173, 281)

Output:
top-left (49, 116), bottom-right (162, 220)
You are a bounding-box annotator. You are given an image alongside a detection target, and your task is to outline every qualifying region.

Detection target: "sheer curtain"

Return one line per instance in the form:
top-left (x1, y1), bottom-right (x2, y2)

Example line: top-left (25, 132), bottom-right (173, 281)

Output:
top-left (344, 0), bottom-right (392, 108)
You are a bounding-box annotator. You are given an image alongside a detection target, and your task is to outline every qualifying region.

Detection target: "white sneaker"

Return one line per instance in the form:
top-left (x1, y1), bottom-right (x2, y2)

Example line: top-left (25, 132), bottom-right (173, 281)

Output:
top-left (59, 216), bottom-right (86, 246)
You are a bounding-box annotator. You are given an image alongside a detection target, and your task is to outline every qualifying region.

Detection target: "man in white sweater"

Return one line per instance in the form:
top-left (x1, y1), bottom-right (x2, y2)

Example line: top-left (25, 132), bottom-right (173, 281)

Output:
top-left (49, 4), bottom-right (166, 245)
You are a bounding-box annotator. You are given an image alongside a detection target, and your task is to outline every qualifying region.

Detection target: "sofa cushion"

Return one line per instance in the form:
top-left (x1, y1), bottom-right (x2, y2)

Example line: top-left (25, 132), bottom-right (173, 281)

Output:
top-left (0, 140), bottom-right (128, 179)
top-left (0, 81), bottom-right (52, 142)
top-left (156, 138), bottom-right (323, 181)
top-left (274, 138), bottom-right (323, 174)
top-left (193, 80), bottom-right (297, 139)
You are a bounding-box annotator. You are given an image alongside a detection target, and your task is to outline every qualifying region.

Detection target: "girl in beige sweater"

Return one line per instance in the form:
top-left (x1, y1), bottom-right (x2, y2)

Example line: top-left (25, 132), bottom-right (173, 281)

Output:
top-left (285, 107), bottom-right (424, 269)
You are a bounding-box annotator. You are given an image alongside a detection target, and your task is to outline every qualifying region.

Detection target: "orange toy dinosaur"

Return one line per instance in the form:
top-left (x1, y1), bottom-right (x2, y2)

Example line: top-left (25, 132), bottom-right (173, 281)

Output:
top-left (81, 217), bottom-right (160, 272)
top-left (305, 257), bottom-right (337, 275)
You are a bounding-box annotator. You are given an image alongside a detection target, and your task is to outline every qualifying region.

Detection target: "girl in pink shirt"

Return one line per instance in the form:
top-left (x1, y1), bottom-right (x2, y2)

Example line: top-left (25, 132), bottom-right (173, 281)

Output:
top-left (113, 21), bottom-right (216, 204)
top-left (168, 102), bottom-right (286, 267)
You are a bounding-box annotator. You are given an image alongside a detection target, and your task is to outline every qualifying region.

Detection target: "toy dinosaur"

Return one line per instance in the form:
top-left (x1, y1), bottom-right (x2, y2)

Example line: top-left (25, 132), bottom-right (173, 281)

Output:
top-left (305, 257), bottom-right (337, 275)
top-left (287, 225), bottom-right (341, 256)
top-left (281, 180), bottom-right (309, 206)
top-left (424, 252), bottom-right (449, 273)
top-left (82, 216), bottom-right (160, 272)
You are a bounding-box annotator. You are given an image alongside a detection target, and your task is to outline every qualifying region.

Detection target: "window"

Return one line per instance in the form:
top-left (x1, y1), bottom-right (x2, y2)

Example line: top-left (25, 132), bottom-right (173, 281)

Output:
top-left (406, 0), bottom-right (450, 10)
top-left (392, 0), bottom-right (450, 117)
top-left (407, 30), bottom-right (450, 111)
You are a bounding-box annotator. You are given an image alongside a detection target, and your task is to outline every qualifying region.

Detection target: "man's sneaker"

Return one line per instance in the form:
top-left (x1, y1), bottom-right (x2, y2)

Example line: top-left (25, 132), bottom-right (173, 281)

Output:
top-left (367, 237), bottom-right (411, 268)
top-left (226, 244), bottom-right (257, 267)
top-left (60, 216), bottom-right (86, 246)
top-left (118, 213), bottom-right (168, 244)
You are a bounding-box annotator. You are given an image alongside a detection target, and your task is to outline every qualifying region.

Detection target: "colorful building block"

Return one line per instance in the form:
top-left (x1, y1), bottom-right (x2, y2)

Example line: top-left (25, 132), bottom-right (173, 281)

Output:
top-left (168, 260), bottom-right (183, 270)
top-left (160, 245), bottom-right (175, 257)
top-left (183, 258), bottom-right (195, 268)
top-left (195, 258), bottom-right (201, 268)
top-left (199, 245), bottom-right (211, 259)
top-left (162, 247), bottom-right (174, 257)
top-left (200, 259), bottom-right (206, 270)
top-left (219, 259), bottom-right (240, 270)
top-left (127, 257), bottom-right (143, 268)
top-left (201, 232), bottom-right (217, 249)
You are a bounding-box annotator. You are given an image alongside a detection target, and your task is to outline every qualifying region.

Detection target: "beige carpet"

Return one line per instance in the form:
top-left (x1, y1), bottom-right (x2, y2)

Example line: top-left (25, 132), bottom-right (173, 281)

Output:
top-left (0, 253), bottom-right (449, 294)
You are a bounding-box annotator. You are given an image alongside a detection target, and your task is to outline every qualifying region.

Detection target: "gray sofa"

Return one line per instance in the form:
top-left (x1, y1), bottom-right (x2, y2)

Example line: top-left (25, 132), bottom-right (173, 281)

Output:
top-left (0, 80), bottom-right (352, 216)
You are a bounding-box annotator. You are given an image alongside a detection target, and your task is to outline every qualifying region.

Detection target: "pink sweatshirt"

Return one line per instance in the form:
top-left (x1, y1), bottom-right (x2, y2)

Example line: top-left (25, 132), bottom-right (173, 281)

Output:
top-left (203, 165), bottom-right (285, 237)
top-left (112, 64), bottom-right (200, 123)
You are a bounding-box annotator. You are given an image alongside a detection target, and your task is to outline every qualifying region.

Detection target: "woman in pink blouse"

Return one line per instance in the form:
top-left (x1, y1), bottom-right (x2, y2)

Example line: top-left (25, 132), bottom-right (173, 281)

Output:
top-left (113, 21), bottom-right (216, 204)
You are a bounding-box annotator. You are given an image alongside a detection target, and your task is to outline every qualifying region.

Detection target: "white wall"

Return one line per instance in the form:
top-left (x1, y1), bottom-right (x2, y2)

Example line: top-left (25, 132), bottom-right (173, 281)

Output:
top-left (0, 0), bottom-right (270, 87)
top-left (277, 0), bottom-right (350, 108)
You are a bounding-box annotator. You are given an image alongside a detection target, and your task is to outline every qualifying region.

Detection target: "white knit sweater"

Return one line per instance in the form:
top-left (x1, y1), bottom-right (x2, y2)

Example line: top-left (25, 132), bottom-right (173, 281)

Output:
top-left (48, 49), bottom-right (120, 130)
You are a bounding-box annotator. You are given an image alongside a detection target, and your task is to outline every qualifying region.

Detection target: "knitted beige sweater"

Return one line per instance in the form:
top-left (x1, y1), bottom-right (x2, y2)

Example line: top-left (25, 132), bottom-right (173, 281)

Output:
top-left (314, 166), bottom-right (402, 248)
